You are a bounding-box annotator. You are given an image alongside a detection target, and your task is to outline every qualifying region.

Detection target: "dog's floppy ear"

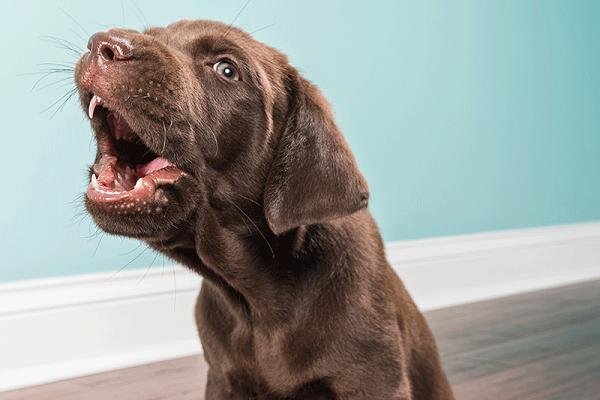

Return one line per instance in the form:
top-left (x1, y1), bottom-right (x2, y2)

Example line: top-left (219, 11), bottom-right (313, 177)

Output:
top-left (264, 75), bottom-right (369, 235)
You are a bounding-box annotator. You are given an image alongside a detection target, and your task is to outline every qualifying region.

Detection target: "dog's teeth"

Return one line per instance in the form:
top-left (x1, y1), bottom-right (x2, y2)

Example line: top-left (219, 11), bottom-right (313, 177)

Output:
top-left (88, 94), bottom-right (102, 119)
top-left (126, 165), bottom-right (135, 180)
top-left (115, 126), bottom-right (125, 142)
top-left (134, 178), bottom-right (143, 190)
top-left (91, 174), bottom-right (98, 187)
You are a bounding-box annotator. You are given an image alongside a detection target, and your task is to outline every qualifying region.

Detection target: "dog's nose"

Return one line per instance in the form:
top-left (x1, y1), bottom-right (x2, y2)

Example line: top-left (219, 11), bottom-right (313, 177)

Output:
top-left (87, 32), bottom-right (134, 65)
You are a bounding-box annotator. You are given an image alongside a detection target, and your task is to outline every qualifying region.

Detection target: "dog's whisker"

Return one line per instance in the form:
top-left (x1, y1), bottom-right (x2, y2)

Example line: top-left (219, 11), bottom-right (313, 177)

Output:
top-left (35, 77), bottom-right (75, 92)
top-left (120, 241), bottom-right (145, 256)
top-left (82, 225), bottom-right (103, 242)
top-left (29, 68), bottom-right (74, 91)
top-left (39, 35), bottom-right (85, 57)
top-left (92, 231), bottom-right (105, 258)
top-left (41, 87), bottom-right (78, 119)
top-left (162, 119), bottom-right (172, 157)
top-left (36, 61), bottom-right (78, 70)
top-left (69, 202), bottom-right (91, 229)
top-left (233, 207), bottom-right (253, 235)
top-left (58, 7), bottom-right (89, 39)
top-left (21, 68), bottom-right (73, 77)
top-left (103, 246), bottom-right (149, 283)
top-left (135, 251), bottom-right (160, 289)
top-left (208, 126), bottom-right (218, 157)
top-left (161, 121), bottom-right (167, 157)
top-left (186, 119), bottom-right (218, 158)
top-left (67, 211), bottom-right (88, 230)
top-left (127, 0), bottom-right (149, 31)
top-left (248, 23), bottom-right (277, 36)
top-left (86, 220), bottom-right (97, 237)
top-left (219, 0), bottom-right (251, 43)
top-left (233, 193), bottom-right (263, 209)
top-left (33, 34), bottom-right (82, 120)
top-left (229, 201), bottom-right (275, 258)
top-left (65, 30), bottom-right (88, 50)
top-left (48, 87), bottom-right (78, 119)
top-left (66, 197), bottom-right (90, 222)
top-left (31, 75), bottom-right (71, 92)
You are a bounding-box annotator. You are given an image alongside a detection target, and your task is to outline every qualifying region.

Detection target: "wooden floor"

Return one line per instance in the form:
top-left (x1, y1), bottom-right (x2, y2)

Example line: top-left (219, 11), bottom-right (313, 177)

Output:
top-left (2, 278), bottom-right (600, 399)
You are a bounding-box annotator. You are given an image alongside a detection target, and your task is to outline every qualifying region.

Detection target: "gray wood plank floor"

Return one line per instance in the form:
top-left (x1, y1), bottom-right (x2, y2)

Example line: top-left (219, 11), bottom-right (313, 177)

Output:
top-left (2, 278), bottom-right (600, 399)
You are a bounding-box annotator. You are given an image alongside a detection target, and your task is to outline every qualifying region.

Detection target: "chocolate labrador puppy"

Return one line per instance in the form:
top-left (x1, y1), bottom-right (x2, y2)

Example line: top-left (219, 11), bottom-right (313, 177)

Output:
top-left (75, 20), bottom-right (454, 400)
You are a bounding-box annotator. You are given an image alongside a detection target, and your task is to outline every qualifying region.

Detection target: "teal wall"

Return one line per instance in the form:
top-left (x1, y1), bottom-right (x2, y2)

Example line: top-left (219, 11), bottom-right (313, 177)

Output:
top-left (1, 1), bottom-right (598, 283)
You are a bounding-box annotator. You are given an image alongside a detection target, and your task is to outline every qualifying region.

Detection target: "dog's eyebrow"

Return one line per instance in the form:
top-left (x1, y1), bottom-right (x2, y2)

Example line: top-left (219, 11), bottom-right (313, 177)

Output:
top-left (191, 35), bottom-right (247, 58)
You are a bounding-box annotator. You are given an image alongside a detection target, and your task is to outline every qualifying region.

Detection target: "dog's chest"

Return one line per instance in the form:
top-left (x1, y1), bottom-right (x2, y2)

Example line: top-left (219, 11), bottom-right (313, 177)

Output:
top-left (231, 326), bottom-right (301, 394)
top-left (259, 329), bottom-right (301, 376)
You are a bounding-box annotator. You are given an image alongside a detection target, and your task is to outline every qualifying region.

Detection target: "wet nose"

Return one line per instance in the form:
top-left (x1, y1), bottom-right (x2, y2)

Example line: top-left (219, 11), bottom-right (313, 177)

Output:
top-left (87, 32), bottom-right (134, 65)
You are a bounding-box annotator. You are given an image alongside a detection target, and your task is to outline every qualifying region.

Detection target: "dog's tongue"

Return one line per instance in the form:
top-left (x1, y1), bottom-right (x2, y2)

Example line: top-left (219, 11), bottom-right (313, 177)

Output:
top-left (136, 157), bottom-right (173, 177)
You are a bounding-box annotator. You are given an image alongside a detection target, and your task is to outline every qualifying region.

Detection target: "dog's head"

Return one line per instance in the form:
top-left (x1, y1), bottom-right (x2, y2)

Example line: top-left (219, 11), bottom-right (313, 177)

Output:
top-left (75, 20), bottom-right (368, 243)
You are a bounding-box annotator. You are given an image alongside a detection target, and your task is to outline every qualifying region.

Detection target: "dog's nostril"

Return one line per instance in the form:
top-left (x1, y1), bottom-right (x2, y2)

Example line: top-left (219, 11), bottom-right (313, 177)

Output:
top-left (101, 46), bottom-right (115, 61)
top-left (88, 32), bottom-right (134, 64)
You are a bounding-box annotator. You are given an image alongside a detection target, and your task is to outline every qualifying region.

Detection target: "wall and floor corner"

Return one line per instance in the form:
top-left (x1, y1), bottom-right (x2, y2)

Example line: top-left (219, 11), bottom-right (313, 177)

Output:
top-left (1, 222), bottom-right (600, 391)
top-left (1, 0), bottom-right (599, 393)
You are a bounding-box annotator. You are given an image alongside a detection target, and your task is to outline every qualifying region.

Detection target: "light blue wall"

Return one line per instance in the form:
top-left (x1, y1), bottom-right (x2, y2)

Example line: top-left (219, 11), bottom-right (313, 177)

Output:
top-left (1, 1), bottom-right (598, 283)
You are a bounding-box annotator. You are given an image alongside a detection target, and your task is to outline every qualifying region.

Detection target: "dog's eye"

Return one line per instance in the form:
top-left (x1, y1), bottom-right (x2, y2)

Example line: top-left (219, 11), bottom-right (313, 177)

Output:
top-left (213, 61), bottom-right (240, 81)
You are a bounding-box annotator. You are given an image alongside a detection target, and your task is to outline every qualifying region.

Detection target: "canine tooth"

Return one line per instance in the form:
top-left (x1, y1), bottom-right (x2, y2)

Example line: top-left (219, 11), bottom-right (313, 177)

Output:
top-left (91, 174), bottom-right (98, 187)
top-left (134, 178), bottom-right (143, 190)
top-left (88, 94), bottom-right (102, 119)
top-left (115, 130), bottom-right (122, 141)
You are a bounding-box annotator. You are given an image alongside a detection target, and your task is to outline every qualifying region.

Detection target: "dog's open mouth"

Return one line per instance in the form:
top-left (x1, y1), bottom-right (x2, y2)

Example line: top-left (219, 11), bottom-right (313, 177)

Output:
top-left (86, 94), bottom-right (185, 209)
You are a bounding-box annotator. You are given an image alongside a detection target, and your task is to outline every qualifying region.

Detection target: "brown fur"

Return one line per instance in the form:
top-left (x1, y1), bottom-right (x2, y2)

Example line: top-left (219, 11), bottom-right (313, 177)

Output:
top-left (75, 20), bottom-right (454, 399)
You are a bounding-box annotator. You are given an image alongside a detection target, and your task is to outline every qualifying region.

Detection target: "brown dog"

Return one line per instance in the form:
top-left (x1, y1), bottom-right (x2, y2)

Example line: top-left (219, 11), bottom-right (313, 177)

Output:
top-left (75, 20), bottom-right (454, 400)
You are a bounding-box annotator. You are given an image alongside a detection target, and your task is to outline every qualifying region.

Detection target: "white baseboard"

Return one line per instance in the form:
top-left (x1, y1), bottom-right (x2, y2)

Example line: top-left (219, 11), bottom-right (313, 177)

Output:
top-left (0, 267), bottom-right (203, 392)
top-left (1, 222), bottom-right (599, 392)
top-left (388, 221), bottom-right (600, 311)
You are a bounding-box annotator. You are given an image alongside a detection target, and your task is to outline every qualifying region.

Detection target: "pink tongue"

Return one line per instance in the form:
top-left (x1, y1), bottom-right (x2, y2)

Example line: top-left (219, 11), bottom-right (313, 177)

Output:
top-left (137, 157), bottom-right (174, 177)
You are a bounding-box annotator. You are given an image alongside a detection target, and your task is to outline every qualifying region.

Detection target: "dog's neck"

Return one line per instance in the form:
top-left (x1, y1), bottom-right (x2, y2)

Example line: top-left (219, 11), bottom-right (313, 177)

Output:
top-left (146, 210), bottom-right (358, 325)
top-left (143, 214), bottom-right (296, 323)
